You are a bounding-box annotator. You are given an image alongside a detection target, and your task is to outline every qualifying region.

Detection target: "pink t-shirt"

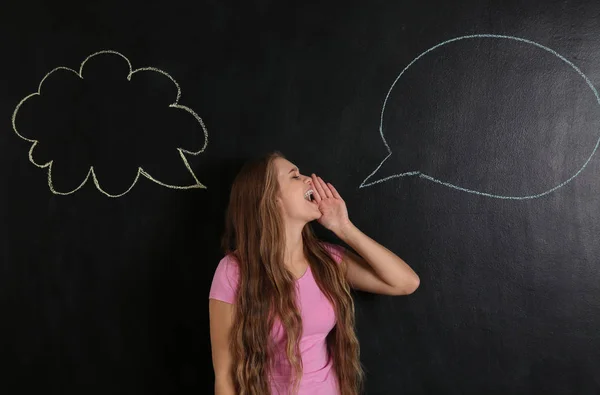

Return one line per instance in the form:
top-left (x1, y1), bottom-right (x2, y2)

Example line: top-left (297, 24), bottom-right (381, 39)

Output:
top-left (209, 242), bottom-right (345, 395)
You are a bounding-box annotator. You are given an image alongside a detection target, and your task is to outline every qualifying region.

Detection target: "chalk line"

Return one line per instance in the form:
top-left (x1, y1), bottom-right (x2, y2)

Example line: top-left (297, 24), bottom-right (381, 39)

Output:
top-left (11, 50), bottom-right (209, 197)
top-left (360, 34), bottom-right (600, 200)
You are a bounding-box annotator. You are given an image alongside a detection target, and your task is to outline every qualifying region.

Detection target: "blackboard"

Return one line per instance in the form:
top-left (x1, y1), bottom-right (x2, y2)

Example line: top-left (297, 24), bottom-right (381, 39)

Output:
top-left (2, 0), bottom-right (600, 394)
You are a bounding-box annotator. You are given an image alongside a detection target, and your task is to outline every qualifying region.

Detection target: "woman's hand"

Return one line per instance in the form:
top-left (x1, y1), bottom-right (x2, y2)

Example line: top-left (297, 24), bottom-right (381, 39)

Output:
top-left (311, 174), bottom-right (352, 234)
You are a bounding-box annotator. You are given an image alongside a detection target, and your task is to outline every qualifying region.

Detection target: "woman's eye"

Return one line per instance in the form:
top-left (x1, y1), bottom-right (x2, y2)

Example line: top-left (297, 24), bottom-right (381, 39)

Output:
top-left (293, 175), bottom-right (300, 179)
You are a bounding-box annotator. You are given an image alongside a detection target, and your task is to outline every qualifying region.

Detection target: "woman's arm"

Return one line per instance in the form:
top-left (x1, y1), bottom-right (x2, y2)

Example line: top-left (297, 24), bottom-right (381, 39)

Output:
top-left (336, 222), bottom-right (420, 295)
top-left (209, 299), bottom-right (236, 395)
top-left (311, 174), bottom-right (420, 296)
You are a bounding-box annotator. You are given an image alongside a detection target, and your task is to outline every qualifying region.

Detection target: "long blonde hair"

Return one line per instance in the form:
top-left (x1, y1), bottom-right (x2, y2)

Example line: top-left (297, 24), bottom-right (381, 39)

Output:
top-left (221, 152), bottom-right (364, 394)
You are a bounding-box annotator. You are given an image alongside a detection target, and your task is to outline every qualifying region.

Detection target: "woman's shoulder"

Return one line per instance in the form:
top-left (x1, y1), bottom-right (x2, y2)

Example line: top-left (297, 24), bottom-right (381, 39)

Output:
top-left (209, 253), bottom-right (241, 302)
top-left (216, 252), bottom-right (240, 274)
top-left (213, 252), bottom-right (242, 285)
top-left (319, 241), bottom-right (346, 264)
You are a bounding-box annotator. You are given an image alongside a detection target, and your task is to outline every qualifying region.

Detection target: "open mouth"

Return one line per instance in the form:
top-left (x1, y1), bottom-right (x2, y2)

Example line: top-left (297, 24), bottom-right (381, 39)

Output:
top-left (304, 189), bottom-right (316, 203)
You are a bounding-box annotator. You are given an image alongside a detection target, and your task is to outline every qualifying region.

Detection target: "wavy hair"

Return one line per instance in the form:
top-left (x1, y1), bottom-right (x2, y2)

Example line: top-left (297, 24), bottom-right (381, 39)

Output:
top-left (221, 152), bottom-right (363, 394)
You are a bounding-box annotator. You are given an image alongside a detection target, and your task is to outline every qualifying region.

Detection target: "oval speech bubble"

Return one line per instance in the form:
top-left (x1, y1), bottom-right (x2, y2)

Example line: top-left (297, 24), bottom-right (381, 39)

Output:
top-left (360, 34), bottom-right (600, 200)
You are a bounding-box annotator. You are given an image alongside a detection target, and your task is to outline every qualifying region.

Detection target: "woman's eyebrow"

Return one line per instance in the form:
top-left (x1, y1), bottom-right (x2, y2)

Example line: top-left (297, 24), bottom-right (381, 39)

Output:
top-left (288, 167), bottom-right (299, 174)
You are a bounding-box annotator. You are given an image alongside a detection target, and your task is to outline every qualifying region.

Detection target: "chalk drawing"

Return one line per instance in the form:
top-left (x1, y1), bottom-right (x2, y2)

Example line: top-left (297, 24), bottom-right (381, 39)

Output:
top-left (11, 50), bottom-right (208, 197)
top-left (360, 34), bottom-right (600, 200)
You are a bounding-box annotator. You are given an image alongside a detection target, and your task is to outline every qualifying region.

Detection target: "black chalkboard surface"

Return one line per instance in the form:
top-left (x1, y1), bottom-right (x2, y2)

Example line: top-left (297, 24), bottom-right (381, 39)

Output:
top-left (2, 0), bottom-right (600, 394)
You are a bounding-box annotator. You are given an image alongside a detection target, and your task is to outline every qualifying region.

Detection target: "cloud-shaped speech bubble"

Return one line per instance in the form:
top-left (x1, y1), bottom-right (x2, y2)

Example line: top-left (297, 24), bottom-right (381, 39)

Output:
top-left (360, 34), bottom-right (600, 199)
top-left (11, 50), bottom-right (208, 197)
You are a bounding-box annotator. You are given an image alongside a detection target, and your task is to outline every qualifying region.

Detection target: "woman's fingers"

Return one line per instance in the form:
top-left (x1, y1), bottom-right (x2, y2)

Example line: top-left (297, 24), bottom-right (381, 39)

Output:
top-left (311, 174), bottom-right (339, 200)
top-left (311, 174), bottom-right (324, 201)
top-left (328, 183), bottom-right (342, 200)
top-left (318, 177), bottom-right (333, 198)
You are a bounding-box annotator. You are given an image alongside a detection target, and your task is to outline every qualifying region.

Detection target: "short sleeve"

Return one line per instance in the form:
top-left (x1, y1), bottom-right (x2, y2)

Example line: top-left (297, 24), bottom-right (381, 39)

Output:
top-left (321, 242), bottom-right (346, 264)
top-left (209, 254), bottom-right (240, 304)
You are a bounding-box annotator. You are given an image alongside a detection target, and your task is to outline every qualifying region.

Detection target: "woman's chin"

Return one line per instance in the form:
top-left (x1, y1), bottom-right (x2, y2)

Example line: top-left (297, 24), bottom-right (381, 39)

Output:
top-left (300, 205), bottom-right (322, 222)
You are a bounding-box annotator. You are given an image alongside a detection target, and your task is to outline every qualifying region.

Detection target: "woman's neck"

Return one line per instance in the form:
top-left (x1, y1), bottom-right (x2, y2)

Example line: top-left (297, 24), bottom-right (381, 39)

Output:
top-left (283, 223), bottom-right (305, 265)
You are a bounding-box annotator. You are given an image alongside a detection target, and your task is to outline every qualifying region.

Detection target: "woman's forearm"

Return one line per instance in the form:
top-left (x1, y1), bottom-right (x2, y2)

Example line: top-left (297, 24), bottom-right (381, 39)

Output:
top-left (336, 221), bottom-right (420, 293)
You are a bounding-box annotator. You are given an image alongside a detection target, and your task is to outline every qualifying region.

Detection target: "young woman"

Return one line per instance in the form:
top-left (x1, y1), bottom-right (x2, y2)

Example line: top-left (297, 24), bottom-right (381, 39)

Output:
top-left (209, 152), bottom-right (419, 395)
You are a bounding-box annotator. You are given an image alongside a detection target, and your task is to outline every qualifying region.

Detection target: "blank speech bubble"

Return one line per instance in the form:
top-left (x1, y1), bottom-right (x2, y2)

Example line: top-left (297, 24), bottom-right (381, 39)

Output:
top-left (360, 34), bottom-right (600, 200)
top-left (11, 50), bottom-right (208, 198)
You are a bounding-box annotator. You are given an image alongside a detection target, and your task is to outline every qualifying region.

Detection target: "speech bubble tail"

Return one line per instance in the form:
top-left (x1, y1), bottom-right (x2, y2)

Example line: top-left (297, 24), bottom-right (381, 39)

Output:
top-left (359, 153), bottom-right (420, 188)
